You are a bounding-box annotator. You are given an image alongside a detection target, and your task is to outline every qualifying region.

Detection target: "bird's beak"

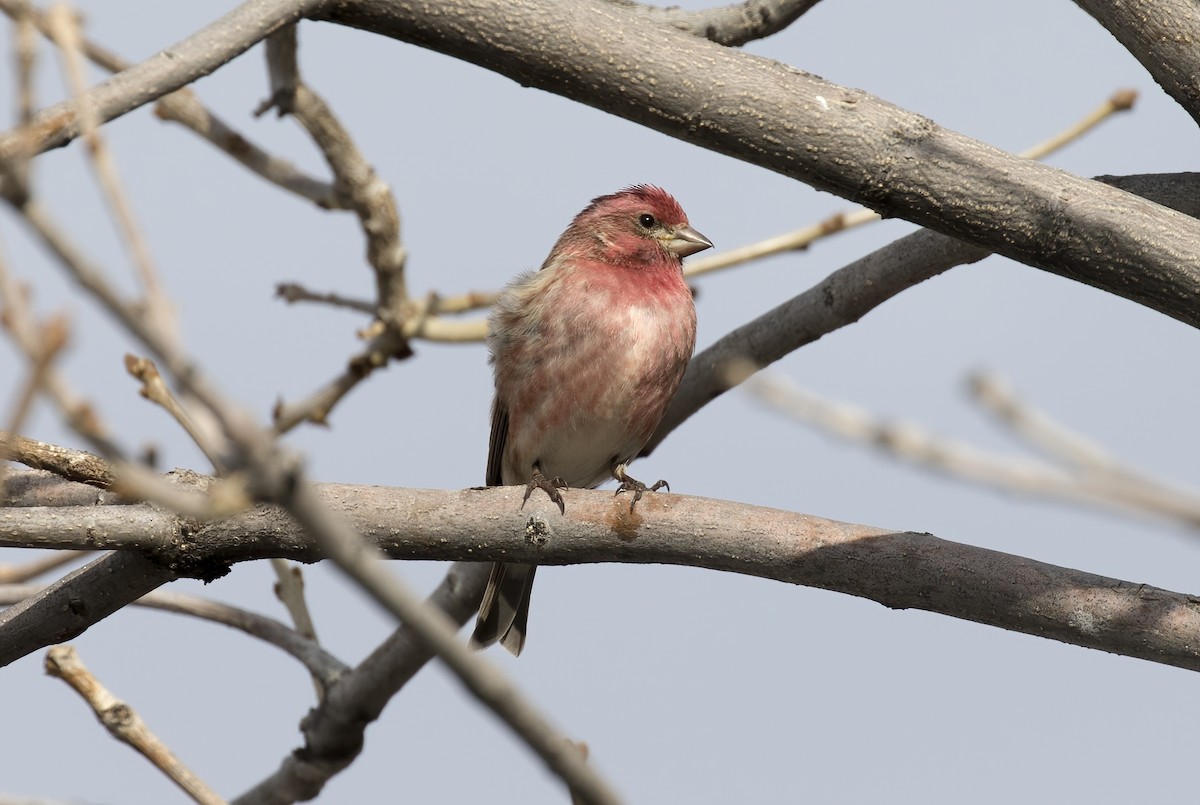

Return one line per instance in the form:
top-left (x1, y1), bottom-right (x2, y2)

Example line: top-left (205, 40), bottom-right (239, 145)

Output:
top-left (665, 225), bottom-right (713, 258)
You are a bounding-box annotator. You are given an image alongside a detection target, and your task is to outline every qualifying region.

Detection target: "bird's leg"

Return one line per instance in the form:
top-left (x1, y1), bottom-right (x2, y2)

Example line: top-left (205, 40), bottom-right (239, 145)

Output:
top-left (612, 462), bottom-right (669, 510)
top-left (521, 464), bottom-right (568, 514)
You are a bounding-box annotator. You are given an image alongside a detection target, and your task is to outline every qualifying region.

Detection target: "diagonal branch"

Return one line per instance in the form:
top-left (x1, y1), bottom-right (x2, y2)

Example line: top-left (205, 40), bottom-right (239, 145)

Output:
top-left (0, 584), bottom-right (348, 685)
top-left (620, 0), bottom-right (825, 46)
top-left (0, 551), bottom-right (177, 667)
top-left (324, 0), bottom-right (1200, 329)
top-left (0, 0), bottom-right (323, 163)
top-left (1072, 0), bottom-right (1200, 128)
top-left (45, 645), bottom-right (226, 805)
top-left (233, 562), bottom-right (489, 804)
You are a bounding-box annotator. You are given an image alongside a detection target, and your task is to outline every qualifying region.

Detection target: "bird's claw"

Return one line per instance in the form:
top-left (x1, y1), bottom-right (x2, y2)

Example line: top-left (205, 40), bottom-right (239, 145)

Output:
top-left (614, 474), bottom-right (669, 510)
top-left (522, 469), bottom-right (568, 514)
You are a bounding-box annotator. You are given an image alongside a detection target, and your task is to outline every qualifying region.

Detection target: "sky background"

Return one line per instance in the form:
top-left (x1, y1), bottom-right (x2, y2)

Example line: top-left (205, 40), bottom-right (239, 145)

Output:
top-left (3, 1), bottom-right (1199, 803)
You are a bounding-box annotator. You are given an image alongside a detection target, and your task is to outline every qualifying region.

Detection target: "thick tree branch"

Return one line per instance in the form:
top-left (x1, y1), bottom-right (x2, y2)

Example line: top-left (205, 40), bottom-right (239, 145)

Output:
top-left (622, 0), bottom-right (825, 46)
top-left (1073, 0), bottom-right (1200, 127)
top-left (323, 0), bottom-right (1200, 329)
top-left (2, 475), bottom-right (1198, 674)
top-left (0, 551), bottom-right (177, 667)
top-left (4, 1), bottom-right (1200, 330)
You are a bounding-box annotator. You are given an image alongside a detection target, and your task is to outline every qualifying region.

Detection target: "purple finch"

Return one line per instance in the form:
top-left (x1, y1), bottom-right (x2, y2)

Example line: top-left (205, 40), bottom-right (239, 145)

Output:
top-left (471, 185), bottom-right (711, 655)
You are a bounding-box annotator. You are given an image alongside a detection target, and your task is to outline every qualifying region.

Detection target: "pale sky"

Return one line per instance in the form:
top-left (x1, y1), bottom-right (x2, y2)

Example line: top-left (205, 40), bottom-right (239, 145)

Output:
top-left (2, 1), bottom-right (1198, 803)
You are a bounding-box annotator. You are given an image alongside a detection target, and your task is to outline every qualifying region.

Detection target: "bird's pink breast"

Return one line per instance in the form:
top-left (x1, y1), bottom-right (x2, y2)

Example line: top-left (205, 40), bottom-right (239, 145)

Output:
top-left (493, 260), bottom-right (696, 488)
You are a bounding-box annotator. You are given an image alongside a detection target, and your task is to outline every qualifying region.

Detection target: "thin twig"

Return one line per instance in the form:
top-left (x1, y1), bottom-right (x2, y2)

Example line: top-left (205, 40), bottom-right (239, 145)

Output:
top-left (269, 558), bottom-right (324, 698)
top-left (45, 645), bottom-right (227, 805)
top-left (2, 198), bottom-right (251, 517)
top-left (45, 4), bottom-right (176, 347)
top-left (0, 551), bottom-right (85, 583)
top-left (262, 26), bottom-right (414, 432)
top-left (275, 282), bottom-right (375, 314)
top-left (969, 371), bottom-right (1120, 471)
top-left (743, 368), bottom-right (1200, 529)
top-left (124, 354), bottom-right (229, 474)
top-left (0, 584), bottom-right (347, 684)
top-left (0, 0), bottom-right (343, 207)
top-left (0, 271), bottom-right (70, 504)
top-left (13, 0), bottom-right (37, 126)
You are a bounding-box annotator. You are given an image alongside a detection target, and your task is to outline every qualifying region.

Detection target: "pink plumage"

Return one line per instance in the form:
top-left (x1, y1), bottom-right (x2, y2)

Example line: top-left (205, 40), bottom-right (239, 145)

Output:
top-left (472, 185), bottom-right (711, 655)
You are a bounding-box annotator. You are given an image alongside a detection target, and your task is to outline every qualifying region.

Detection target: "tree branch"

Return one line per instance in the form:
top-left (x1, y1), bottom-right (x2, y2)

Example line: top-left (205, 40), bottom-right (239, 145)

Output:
top-left (5, 1), bottom-right (1200, 330)
top-left (0, 585), bottom-right (347, 686)
top-left (1072, 0), bottom-right (1200, 127)
top-left (45, 645), bottom-right (226, 805)
top-left (270, 467), bottom-right (621, 805)
top-left (0, 0), bottom-right (322, 162)
top-left (234, 562), bottom-right (489, 804)
top-left (645, 172), bottom-right (1200, 454)
top-left (2, 474), bottom-right (1198, 674)
top-left (323, 0), bottom-right (1200, 329)
top-left (0, 551), bottom-right (177, 669)
top-left (620, 0), bottom-right (825, 46)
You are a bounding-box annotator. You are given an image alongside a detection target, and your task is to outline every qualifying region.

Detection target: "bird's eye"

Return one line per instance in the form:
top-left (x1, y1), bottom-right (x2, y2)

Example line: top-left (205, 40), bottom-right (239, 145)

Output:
top-left (638, 213), bottom-right (656, 228)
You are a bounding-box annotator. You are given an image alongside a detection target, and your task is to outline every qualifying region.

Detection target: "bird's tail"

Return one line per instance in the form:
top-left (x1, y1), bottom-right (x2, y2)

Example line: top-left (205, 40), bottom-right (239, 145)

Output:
top-left (470, 562), bottom-right (536, 656)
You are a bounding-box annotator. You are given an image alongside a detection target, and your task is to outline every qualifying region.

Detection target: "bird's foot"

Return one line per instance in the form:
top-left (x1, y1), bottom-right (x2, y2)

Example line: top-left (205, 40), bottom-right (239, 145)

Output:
top-left (612, 464), bottom-right (668, 510)
top-left (522, 469), bottom-right (567, 514)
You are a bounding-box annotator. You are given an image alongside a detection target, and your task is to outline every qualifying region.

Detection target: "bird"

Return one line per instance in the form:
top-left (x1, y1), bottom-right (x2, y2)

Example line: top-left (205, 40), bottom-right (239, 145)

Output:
top-left (471, 185), bottom-right (711, 655)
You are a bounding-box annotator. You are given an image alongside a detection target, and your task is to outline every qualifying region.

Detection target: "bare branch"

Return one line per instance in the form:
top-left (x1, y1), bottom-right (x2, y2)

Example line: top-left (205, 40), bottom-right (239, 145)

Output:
top-left (274, 282), bottom-right (375, 314)
top-left (969, 372), bottom-right (1121, 472)
top-left (0, 550), bottom-right (177, 669)
top-left (685, 87), bottom-right (1139, 280)
top-left (0, 0), bottom-right (323, 162)
top-left (261, 25), bottom-right (413, 432)
top-left (235, 562), bottom-right (489, 803)
top-left (1020, 87), bottom-right (1138, 160)
top-left (744, 370), bottom-right (1200, 531)
top-left (0, 584), bottom-right (347, 685)
top-left (45, 645), bottom-right (227, 805)
top-left (1072, 0), bottom-right (1200, 127)
top-left (0, 0), bottom-right (344, 207)
top-left (269, 558), bottom-right (324, 697)
top-left (124, 354), bottom-right (229, 474)
top-left (325, 0), bottom-right (1200, 329)
top-left (647, 171), bottom-right (1200, 455)
top-left (2, 1), bottom-right (1193, 328)
top-left (277, 472), bottom-right (621, 805)
top-left (3, 475), bottom-right (1199, 675)
top-left (45, 5), bottom-right (176, 346)
top-left (620, 0), bottom-right (825, 46)
top-left (0, 551), bottom-right (85, 583)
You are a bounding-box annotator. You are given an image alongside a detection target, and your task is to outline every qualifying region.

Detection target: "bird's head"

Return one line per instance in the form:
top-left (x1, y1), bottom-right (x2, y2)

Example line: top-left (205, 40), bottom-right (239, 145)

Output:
top-left (556, 185), bottom-right (713, 268)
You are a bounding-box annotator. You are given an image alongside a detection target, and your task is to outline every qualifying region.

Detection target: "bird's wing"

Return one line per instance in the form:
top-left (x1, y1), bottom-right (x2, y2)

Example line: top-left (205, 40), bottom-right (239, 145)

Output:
top-left (486, 399), bottom-right (508, 487)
